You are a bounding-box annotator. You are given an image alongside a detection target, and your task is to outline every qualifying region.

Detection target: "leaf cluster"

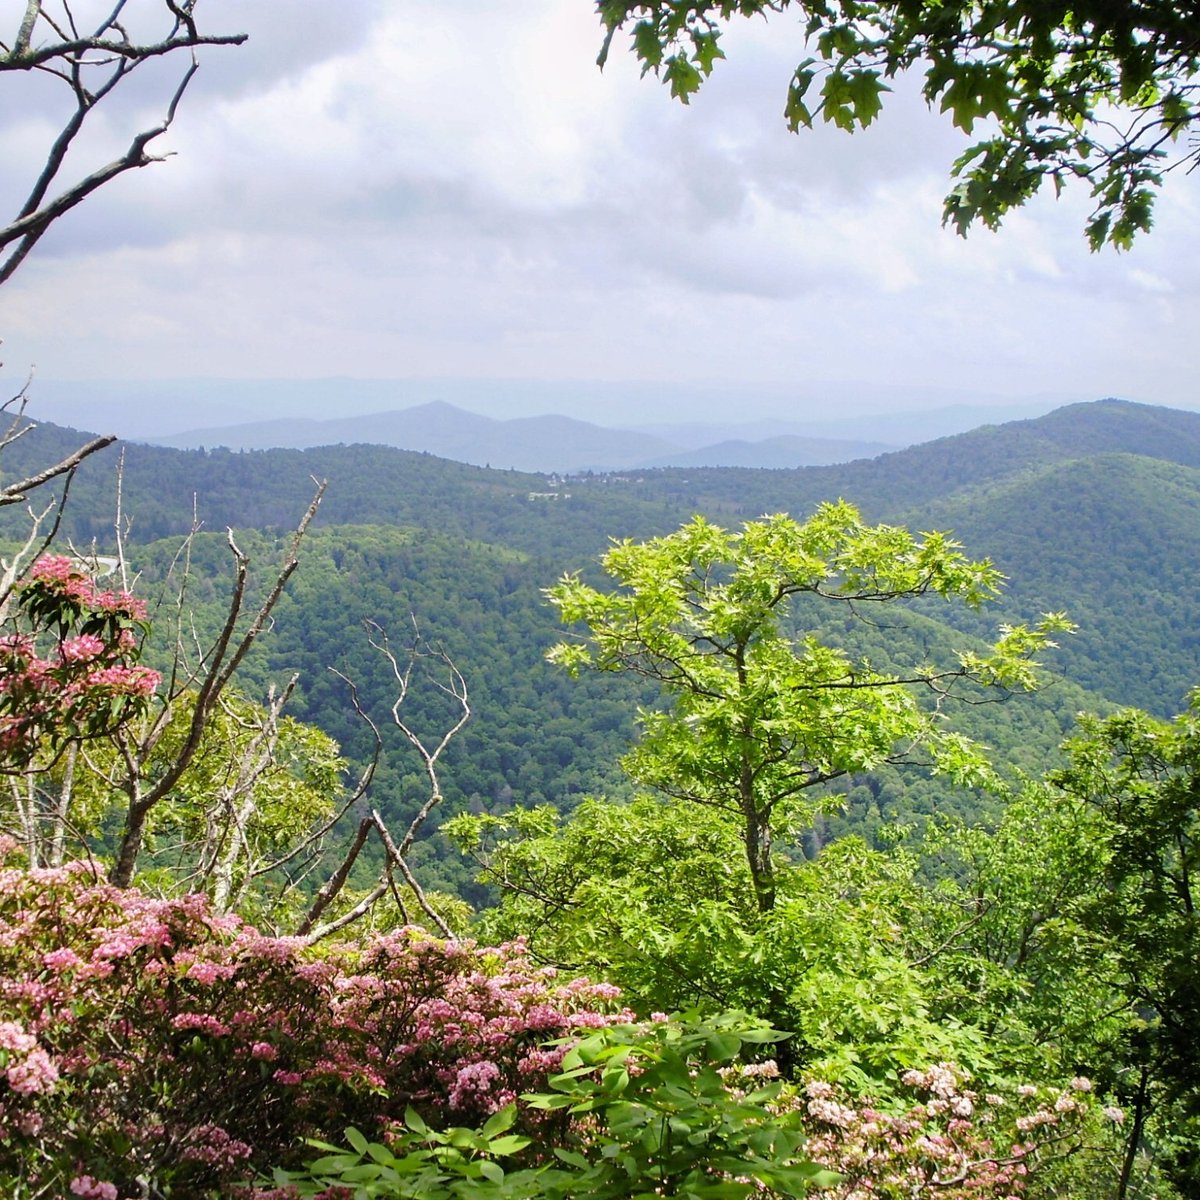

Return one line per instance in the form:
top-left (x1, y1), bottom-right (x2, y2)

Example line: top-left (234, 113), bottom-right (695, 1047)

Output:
top-left (279, 1013), bottom-right (839, 1200)
top-left (596, 0), bottom-right (1200, 247)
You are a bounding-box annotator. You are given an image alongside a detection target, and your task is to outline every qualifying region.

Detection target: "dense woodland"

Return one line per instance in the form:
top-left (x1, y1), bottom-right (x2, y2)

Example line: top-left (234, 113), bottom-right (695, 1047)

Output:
top-left (6, 398), bottom-right (1198, 850)
top-left (2, 398), bottom-right (1200, 1196)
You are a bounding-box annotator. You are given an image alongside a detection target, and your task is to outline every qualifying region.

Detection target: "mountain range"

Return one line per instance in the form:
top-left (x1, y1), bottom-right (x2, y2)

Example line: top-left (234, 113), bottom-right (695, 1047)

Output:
top-left (11, 376), bottom-right (1059, 451)
top-left (145, 400), bottom-right (895, 472)
top-left (5, 394), bottom-right (1200, 887)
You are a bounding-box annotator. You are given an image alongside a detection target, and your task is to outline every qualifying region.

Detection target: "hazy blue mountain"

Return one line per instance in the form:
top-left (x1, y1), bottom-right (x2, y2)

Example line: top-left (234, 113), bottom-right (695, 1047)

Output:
top-left (147, 402), bottom-right (895, 472)
top-left (147, 402), bottom-right (681, 472)
top-left (639, 434), bottom-right (895, 468)
top-left (7, 376), bottom-right (1062, 442)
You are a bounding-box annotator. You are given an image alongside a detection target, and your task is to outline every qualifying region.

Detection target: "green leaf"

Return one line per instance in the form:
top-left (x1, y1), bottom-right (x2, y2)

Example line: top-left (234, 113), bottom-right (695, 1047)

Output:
top-left (480, 1104), bottom-right (516, 1140)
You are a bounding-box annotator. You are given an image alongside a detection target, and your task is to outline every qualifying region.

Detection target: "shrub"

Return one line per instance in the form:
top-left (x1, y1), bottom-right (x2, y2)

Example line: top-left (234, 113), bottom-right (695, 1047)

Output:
top-left (0, 844), bottom-right (628, 1197)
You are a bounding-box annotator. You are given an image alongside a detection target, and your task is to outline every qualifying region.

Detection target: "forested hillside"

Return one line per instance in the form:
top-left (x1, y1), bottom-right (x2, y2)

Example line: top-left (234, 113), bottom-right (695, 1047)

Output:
top-left (3, 397), bottom-right (1195, 881)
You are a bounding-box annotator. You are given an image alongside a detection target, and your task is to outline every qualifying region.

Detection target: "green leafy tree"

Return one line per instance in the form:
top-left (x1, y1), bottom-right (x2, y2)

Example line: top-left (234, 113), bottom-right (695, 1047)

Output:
top-left (451, 799), bottom-right (986, 1087)
top-left (1046, 695), bottom-right (1200, 1198)
top-left (547, 503), bottom-right (1068, 912)
top-left (596, 0), bottom-right (1200, 247)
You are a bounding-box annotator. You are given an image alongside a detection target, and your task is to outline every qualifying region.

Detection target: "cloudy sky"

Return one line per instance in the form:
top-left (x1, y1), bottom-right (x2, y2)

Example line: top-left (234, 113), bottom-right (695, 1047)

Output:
top-left (0, 0), bottom-right (1197, 432)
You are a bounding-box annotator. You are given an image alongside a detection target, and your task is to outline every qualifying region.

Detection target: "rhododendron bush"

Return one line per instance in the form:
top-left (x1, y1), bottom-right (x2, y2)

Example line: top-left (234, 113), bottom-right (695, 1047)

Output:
top-left (0, 843), bottom-right (628, 1197)
top-left (802, 1063), bottom-right (1120, 1199)
top-left (0, 842), bottom-right (1126, 1199)
top-left (0, 555), bottom-right (158, 769)
top-left (283, 1028), bottom-right (1121, 1200)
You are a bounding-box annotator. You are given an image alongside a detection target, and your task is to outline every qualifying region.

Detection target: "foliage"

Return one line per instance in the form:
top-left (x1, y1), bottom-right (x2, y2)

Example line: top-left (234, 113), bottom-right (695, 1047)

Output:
top-left (280, 1022), bottom-right (1121, 1200)
top-left (0, 844), bottom-right (629, 1197)
top-left (453, 798), bottom-right (987, 1088)
top-left (871, 699), bottom-right (1200, 1198)
top-left (280, 1012), bottom-right (837, 1200)
top-left (547, 504), bottom-right (1069, 911)
top-left (910, 785), bottom-right (1123, 1085)
top-left (0, 555), bottom-right (158, 772)
top-left (596, 0), bottom-right (1200, 248)
top-left (1046, 694), bottom-right (1200, 1195)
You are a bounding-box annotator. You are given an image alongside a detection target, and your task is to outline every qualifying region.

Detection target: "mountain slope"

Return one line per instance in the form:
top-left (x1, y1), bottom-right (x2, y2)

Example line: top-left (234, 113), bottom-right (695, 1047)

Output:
top-left (6, 399), bottom-right (1200, 718)
top-left (623, 398), bottom-right (1200, 520)
top-left (899, 452), bottom-right (1200, 714)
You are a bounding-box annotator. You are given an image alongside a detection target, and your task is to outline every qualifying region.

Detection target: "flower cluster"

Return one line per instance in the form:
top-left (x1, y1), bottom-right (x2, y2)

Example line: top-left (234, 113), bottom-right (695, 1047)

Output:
top-left (799, 1062), bottom-right (1120, 1199)
top-left (0, 557), bottom-right (159, 767)
top-left (0, 843), bottom-right (629, 1197)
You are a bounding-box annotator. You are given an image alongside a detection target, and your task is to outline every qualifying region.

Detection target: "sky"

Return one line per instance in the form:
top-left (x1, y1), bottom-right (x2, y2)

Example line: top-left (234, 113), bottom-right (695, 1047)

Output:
top-left (0, 0), bottom-right (1197, 434)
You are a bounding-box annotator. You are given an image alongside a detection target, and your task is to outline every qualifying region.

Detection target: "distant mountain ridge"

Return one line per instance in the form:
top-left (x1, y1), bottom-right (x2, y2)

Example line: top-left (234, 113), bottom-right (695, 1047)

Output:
top-left (146, 400), bottom-right (895, 472)
top-left (6, 397), bottom-right (1200, 722)
top-left (640, 434), bottom-right (895, 469)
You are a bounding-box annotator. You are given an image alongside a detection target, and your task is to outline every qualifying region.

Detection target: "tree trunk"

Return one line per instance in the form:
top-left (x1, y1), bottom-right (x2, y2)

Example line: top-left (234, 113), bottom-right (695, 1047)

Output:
top-left (109, 795), bottom-right (153, 887)
top-left (744, 804), bottom-right (775, 913)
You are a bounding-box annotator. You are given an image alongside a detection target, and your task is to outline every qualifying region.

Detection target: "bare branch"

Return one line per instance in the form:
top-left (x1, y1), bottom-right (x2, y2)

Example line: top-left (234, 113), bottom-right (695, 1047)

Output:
top-left (256, 668), bottom-right (382, 877)
top-left (0, 432), bottom-right (116, 506)
top-left (294, 626), bottom-right (472, 941)
top-left (0, 1), bottom-right (247, 286)
top-left (108, 481), bottom-right (326, 886)
top-left (371, 808), bottom-right (453, 938)
top-left (367, 620), bottom-right (472, 857)
top-left (300, 879), bottom-right (390, 946)
top-left (294, 814), bottom-right (374, 940)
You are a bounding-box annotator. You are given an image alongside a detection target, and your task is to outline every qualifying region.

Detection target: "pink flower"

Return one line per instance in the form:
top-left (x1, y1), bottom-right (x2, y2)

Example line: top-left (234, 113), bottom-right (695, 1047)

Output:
top-left (60, 634), bottom-right (106, 663)
top-left (29, 555), bottom-right (77, 585)
top-left (0, 1020), bottom-right (36, 1053)
top-left (171, 1012), bottom-right (231, 1037)
top-left (186, 959), bottom-right (229, 985)
top-left (70, 1176), bottom-right (118, 1200)
top-left (7, 1045), bottom-right (59, 1094)
top-left (449, 1059), bottom-right (501, 1109)
top-left (43, 947), bottom-right (83, 972)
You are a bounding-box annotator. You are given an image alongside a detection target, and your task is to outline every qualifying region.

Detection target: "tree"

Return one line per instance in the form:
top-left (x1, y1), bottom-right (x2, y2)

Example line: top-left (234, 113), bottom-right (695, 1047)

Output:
top-left (1046, 695), bottom-right (1200, 1198)
top-left (0, 1), bottom-right (245, 284)
top-left (547, 503), bottom-right (1068, 913)
top-left (596, 0), bottom-right (1200, 248)
top-left (450, 799), bottom-right (987, 1087)
top-left (0, 0), bottom-right (247, 705)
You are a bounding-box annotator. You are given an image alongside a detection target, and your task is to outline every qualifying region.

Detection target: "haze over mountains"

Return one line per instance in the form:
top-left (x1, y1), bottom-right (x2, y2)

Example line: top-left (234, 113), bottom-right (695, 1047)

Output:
top-left (12, 377), bottom-right (1075, 472)
top-left (146, 401), bottom-right (897, 472)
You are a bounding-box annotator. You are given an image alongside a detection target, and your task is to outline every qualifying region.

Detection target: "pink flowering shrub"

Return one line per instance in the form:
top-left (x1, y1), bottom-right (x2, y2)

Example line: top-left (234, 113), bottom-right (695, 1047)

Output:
top-left (0, 843), bottom-right (629, 1197)
top-left (0, 556), bottom-right (159, 767)
top-left (799, 1062), bottom-right (1119, 1198)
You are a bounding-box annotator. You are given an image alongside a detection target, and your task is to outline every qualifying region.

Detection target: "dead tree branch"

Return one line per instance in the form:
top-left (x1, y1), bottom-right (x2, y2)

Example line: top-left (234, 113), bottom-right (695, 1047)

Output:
top-left (298, 624), bottom-right (471, 945)
top-left (0, 1), bottom-right (247, 285)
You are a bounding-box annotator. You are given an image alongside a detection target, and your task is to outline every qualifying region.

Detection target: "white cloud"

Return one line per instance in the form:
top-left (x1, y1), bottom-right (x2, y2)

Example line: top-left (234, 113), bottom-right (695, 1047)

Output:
top-left (0, 0), bottom-right (1197, 423)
